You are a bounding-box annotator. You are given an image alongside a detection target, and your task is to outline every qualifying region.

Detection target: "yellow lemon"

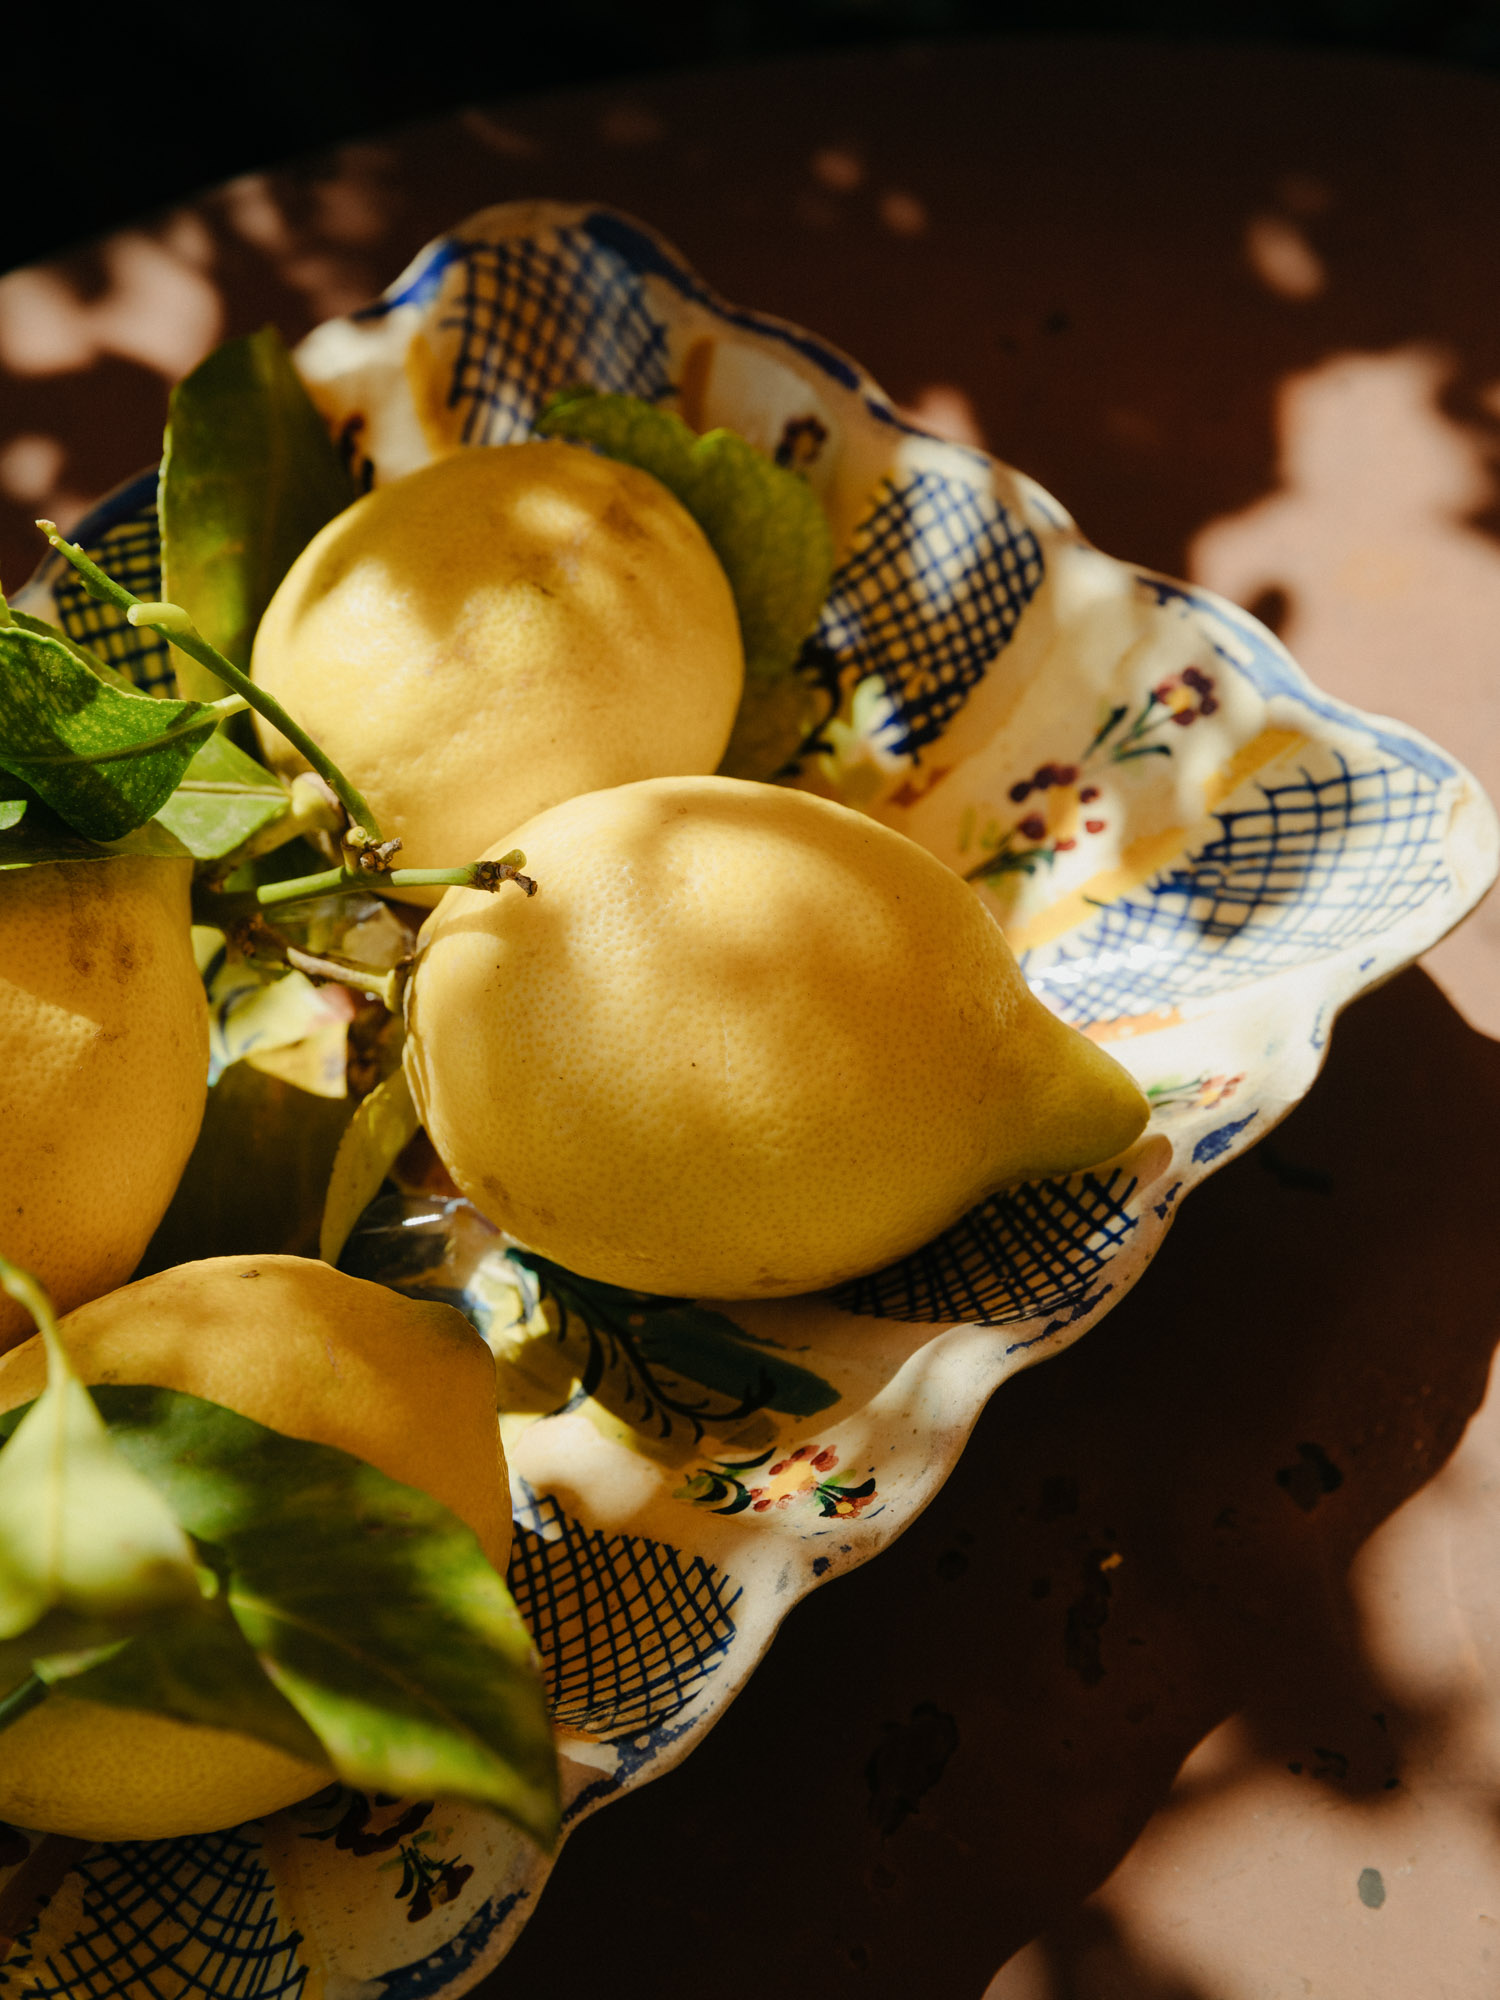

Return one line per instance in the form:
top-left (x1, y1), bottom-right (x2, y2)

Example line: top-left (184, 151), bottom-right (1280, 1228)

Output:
top-left (0, 857), bottom-right (207, 1352)
top-left (0, 1254), bottom-right (509, 1840)
top-left (250, 441), bottom-right (744, 890)
top-left (404, 776), bottom-right (1149, 1300)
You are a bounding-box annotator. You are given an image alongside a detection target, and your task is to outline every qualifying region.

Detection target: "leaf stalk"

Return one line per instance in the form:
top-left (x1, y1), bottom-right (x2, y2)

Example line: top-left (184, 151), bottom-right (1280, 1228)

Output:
top-left (37, 524), bottom-right (381, 840)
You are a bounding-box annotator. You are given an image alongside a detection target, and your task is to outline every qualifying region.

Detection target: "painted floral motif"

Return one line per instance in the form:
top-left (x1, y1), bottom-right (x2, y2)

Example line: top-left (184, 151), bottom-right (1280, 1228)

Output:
top-left (299, 1790), bottom-right (472, 1924)
top-left (961, 671), bottom-right (1218, 885)
top-left (676, 1443), bottom-right (879, 1519)
top-left (1145, 1072), bottom-right (1243, 1113)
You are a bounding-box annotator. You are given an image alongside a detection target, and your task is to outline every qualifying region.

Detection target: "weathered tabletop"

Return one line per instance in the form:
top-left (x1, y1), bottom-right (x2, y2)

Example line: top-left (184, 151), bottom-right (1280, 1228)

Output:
top-left (4, 38), bottom-right (1499, 1997)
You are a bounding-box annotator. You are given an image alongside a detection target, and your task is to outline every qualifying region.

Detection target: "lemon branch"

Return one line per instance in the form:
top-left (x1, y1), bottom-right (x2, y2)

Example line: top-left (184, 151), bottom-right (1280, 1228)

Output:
top-left (252, 853), bottom-right (537, 911)
top-left (37, 523), bottom-right (381, 843)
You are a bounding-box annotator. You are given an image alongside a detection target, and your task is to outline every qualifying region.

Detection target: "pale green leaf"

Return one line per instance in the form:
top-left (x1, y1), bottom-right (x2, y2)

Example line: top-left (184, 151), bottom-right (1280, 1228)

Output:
top-left (0, 1264), bottom-right (201, 1644)
top-left (152, 728), bottom-right (290, 860)
top-left (319, 1067), bottom-right (419, 1266)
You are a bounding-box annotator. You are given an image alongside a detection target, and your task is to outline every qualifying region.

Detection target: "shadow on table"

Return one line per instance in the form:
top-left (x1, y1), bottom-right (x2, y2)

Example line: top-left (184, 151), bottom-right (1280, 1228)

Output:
top-left (492, 964), bottom-right (1500, 1998)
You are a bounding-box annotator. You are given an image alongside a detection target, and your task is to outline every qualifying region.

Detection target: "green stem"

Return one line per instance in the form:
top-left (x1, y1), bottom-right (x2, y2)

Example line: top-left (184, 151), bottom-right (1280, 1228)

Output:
top-left (37, 525), bottom-right (381, 840)
top-left (0, 1672), bottom-right (47, 1735)
top-left (204, 850), bottom-right (536, 918)
top-left (18, 694), bottom-right (247, 766)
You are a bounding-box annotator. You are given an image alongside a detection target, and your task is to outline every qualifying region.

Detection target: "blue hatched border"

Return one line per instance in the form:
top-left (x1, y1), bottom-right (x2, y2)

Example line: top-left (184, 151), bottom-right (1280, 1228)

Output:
top-left (509, 1485), bottom-right (740, 1739)
top-left (833, 1164), bottom-right (1140, 1327)
top-left (7, 1829), bottom-right (303, 2000)
top-left (1027, 754), bottom-right (1449, 1026)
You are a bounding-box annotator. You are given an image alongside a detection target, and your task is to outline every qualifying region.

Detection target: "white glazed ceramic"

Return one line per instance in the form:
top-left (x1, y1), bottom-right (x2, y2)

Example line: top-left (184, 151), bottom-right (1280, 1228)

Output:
top-left (3, 203), bottom-right (1494, 1999)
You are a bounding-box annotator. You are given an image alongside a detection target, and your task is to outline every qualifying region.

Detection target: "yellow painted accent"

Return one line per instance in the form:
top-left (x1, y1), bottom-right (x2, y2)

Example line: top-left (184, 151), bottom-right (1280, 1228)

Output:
top-left (1002, 825), bottom-right (1189, 952)
top-left (404, 329), bottom-right (466, 454)
top-left (1083, 1006), bottom-right (1184, 1042)
top-left (1203, 727), bottom-right (1305, 810)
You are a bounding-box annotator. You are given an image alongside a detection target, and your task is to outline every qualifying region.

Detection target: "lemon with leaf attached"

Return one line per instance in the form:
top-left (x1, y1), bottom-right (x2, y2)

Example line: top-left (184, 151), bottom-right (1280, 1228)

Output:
top-left (0, 1255), bottom-right (536, 1843)
top-left (249, 440), bottom-right (745, 889)
top-left (404, 775), bottom-right (1150, 1300)
top-left (0, 856), bottom-right (207, 1352)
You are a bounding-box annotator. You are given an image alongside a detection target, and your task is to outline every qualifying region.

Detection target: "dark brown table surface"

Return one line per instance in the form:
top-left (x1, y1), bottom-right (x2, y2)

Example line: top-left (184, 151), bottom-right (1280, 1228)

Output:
top-left (5, 38), bottom-right (1500, 1997)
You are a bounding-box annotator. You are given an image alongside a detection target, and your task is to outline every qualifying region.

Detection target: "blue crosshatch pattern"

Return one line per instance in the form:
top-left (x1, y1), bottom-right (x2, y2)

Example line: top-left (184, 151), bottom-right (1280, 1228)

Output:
top-left (508, 1485), bottom-right (740, 1738)
top-left (835, 1166), bottom-right (1139, 1327)
top-left (437, 228), bottom-right (672, 446)
top-left (1026, 755), bottom-right (1450, 1027)
top-left (818, 471), bottom-right (1045, 759)
top-left (52, 506), bottom-right (175, 698)
top-left (2, 1829), bottom-right (304, 1999)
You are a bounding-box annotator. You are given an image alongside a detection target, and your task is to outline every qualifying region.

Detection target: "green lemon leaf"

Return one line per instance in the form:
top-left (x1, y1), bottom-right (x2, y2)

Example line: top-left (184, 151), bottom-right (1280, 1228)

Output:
top-left (9, 606), bottom-right (139, 693)
top-left (161, 325), bottom-right (357, 698)
top-left (90, 1386), bottom-right (557, 1846)
top-left (0, 807), bottom-right (191, 872)
top-left (0, 1263), bottom-right (201, 1645)
top-left (152, 728), bottom-right (291, 861)
top-left (50, 1589), bottom-right (329, 1767)
top-left (320, 1068), bottom-right (419, 1267)
top-left (0, 621), bottom-right (222, 841)
top-left (535, 389), bottom-right (835, 776)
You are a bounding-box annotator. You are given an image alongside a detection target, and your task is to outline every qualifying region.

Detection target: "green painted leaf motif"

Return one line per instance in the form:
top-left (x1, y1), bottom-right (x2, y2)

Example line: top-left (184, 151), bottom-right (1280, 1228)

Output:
top-left (94, 1386), bottom-right (558, 1847)
top-left (509, 1252), bottom-right (839, 1450)
top-left (152, 728), bottom-right (290, 860)
top-left (0, 622), bottom-right (220, 841)
top-left (319, 1067), bottom-right (419, 1266)
top-left (161, 325), bottom-right (357, 698)
top-left (535, 389), bottom-right (835, 776)
top-left (0, 1289), bottom-right (201, 1644)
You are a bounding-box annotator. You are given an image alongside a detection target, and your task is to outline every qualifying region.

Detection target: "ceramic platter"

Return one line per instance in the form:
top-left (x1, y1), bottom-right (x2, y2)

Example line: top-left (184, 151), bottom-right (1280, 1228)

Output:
top-left (3, 203), bottom-right (1495, 1998)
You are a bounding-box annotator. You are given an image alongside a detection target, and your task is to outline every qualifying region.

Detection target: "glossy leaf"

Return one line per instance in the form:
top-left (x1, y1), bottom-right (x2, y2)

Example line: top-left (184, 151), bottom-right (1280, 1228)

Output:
top-left (320, 1067), bottom-right (419, 1266)
top-left (160, 326), bottom-right (357, 697)
top-left (94, 1386), bottom-right (558, 1846)
top-left (152, 729), bottom-right (290, 860)
top-left (0, 1266), bottom-right (201, 1645)
top-left (0, 620), bottom-right (221, 841)
top-left (536, 389), bottom-right (834, 774)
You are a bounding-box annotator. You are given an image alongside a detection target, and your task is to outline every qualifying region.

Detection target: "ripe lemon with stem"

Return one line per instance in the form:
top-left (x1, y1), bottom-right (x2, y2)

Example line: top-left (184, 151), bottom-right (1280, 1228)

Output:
top-left (404, 775), bottom-right (1151, 1301)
